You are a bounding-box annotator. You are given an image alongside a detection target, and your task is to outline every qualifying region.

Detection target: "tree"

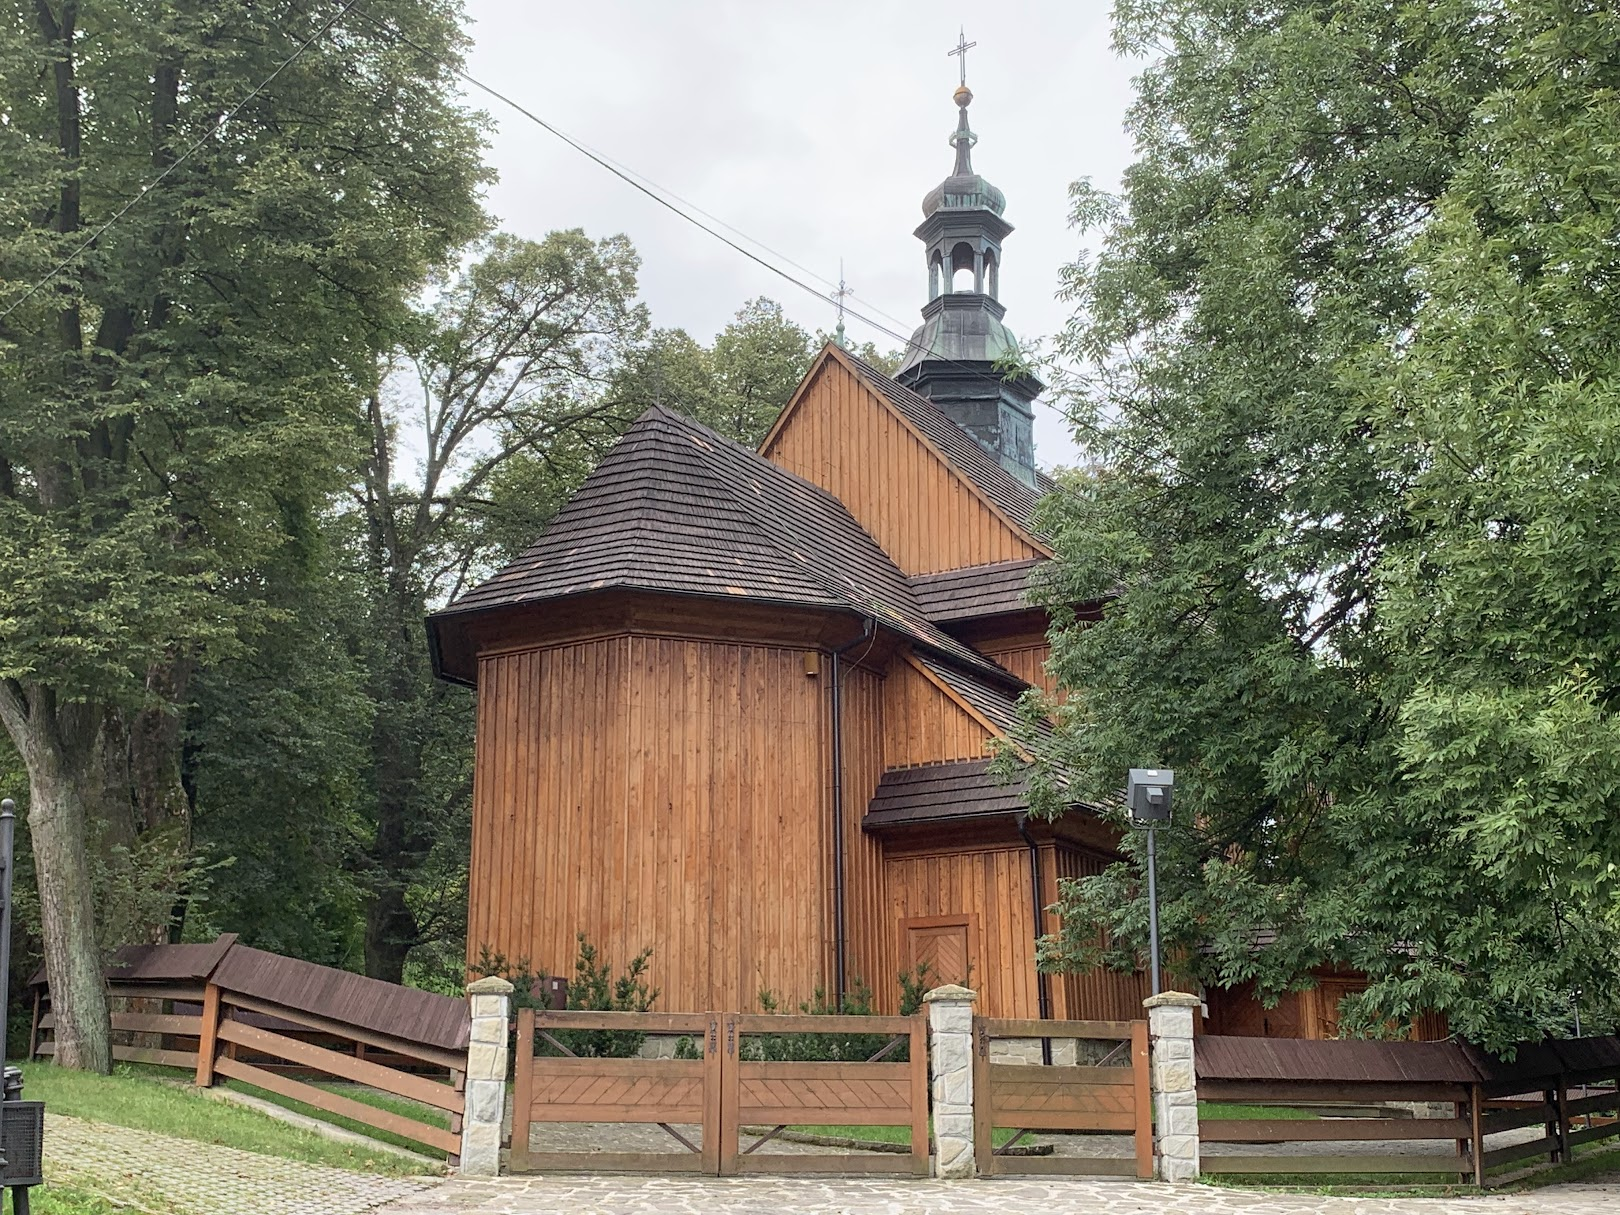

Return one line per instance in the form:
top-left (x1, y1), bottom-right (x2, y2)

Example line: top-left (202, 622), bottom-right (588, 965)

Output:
top-left (356, 230), bottom-right (647, 982)
top-left (1022, 0), bottom-right (1620, 1049)
top-left (0, 1), bottom-right (486, 1069)
top-left (610, 298), bottom-right (816, 446)
top-left (704, 298), bottom-right (814, 442)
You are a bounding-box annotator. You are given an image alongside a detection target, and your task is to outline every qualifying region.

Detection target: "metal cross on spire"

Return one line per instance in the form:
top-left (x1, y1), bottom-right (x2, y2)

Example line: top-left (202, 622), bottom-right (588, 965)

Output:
top-left (948, 27), bottom-right (977, 87)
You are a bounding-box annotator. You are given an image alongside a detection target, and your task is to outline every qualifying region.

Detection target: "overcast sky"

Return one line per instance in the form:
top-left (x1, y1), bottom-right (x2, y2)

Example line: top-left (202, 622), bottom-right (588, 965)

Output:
top-left (460, 1), bottom-right (1141, 469)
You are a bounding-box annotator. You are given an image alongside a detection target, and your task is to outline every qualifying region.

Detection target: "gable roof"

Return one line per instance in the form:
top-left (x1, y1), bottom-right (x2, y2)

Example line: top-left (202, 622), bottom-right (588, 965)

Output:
top-left (432, 406), bottom-right (1018, 686)
top-left (910, 558), bottom-right (1045, 623)
top-left (761, 345), bottom-right (1054, 551)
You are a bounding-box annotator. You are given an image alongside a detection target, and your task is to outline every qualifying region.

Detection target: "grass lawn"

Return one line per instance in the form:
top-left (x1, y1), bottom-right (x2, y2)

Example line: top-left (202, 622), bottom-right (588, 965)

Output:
top-left (20, 1062), bottom-right (434, 1178)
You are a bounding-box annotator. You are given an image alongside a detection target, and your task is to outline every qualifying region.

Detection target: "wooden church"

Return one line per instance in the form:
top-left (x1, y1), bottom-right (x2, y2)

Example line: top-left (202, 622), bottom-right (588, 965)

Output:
top-left (430, 78), bottom-right (1148, 1021)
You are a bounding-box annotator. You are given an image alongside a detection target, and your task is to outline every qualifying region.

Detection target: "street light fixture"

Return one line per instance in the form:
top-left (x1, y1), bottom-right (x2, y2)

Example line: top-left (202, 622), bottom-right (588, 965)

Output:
top-left (1126, 769), bottom-right (1174, 996)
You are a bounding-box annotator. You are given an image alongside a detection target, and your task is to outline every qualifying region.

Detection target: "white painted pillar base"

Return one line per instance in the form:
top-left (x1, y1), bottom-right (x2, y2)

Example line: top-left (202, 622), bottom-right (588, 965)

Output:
top-left (1144, 991), bottom-right (1201, 1181)
top-left (461, 976), bottom-right (513, 1176)
top-left (924, 984), bottom-right (978, 1179)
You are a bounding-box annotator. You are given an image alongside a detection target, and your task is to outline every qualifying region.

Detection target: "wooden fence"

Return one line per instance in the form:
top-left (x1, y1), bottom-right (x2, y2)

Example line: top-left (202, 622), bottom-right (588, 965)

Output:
top-left (32, 938), bottom-right (471, 1161)
top-left (1195, 1034), bottom-right (1620, 1183)
top-left (510, 1009), bottom-right (930, 1176)
top-left (972, 1016), bottom-right (1152, 1179)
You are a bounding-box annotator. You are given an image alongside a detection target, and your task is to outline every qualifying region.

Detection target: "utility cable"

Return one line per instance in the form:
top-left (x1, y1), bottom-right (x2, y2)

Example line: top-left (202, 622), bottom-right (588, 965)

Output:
top-left (347, 3), bottom-right (1084, 429)
top-left (0, 0), bottom-right (364, 321)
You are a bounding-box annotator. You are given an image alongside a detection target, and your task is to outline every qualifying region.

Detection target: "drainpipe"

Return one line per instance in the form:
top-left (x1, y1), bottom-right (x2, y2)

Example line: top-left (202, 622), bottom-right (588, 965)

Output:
top-left (829, 616), bottom-right (875, 1011)
top-left (1017, 813), bottom-right (1054, 1065)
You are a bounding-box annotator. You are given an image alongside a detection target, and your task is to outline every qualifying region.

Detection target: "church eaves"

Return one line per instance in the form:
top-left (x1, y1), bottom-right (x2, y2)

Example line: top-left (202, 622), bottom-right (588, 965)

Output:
top-left (429, 405), bottom-right (1024, 690)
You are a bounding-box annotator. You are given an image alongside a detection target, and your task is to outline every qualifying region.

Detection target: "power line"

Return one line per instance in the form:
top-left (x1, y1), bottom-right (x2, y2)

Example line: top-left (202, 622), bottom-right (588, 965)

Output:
top-left (0, 0), bottom-right (364, 322)
top-left (347, 4), bottom-right (1078, 424)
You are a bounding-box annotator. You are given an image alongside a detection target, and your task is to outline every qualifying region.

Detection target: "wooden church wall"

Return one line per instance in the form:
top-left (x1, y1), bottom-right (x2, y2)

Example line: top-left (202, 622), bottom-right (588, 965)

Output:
top-left (881, 657), bottom-right (995, 768)
top-left (837, 664), bottom-right (895, 1010)
top-left (880, 845), bottom-right (1041, 1020)
top-left (762, 358), bottom-right (1045, 575)
top-left (975, 637), bottom-right (1057, 699)
top-left (468, 635), bottom-right (834, 1013)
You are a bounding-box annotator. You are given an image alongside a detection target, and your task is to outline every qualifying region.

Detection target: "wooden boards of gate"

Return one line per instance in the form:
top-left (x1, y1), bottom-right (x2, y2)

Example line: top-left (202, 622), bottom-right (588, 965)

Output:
top-left (512, 1008), bottom-right (723, 1174)
top-left (972, 1016), bottom-right (1152, 1180)
top-left (721, 1012), bottom-right (929, 1177)
top-left (511, 1009), bottom-right (929, 1177)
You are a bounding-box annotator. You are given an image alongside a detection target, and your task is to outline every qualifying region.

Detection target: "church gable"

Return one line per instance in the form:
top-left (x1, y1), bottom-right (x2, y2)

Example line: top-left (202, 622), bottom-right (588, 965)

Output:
top-left (761, 347), bottom-right (1048, 576)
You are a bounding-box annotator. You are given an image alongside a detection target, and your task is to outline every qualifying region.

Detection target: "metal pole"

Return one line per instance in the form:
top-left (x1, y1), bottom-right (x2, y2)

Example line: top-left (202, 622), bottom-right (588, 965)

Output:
top-left (1145, 824), bottom-right (1162, 996)
top-left (0, 798), bottom-right (13, 1065)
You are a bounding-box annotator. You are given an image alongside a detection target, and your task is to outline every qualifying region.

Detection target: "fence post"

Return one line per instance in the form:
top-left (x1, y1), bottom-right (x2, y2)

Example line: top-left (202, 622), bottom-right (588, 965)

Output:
top-left (194, 983), bottom-right (223, 1087)
top-left (924, 984), bottom-right (977, 1179)
top-left (1144, 991), bottom-right (1201, 1181)
top-left (460, 976), bottom-right (513, 1177)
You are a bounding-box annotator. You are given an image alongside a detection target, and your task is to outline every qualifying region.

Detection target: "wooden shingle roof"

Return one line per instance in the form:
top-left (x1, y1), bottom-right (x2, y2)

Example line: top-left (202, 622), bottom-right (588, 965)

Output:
top-left (863, 760), bottom-right (1030, 829)
top-left (432, 407), bottom-right (1017, 685)
top-left (909, 558), bottom-right (1044, 623)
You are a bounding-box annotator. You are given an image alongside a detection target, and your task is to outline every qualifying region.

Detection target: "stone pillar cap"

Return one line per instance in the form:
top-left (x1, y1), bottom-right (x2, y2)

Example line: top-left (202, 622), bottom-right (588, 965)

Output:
top-left (1143, 991), bottom-right (1200, 1009)
top-left (922, 984), bottom-right (978, 1003)
top-left (466, 975), bottom-right (515, 995)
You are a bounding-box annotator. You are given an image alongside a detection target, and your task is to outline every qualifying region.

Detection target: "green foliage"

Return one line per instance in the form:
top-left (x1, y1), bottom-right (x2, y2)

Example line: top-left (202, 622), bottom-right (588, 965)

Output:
top-left (1030, 0), bottom-right (1620, 1052)
top-left (744, 966), bottom-right (932, 1063)
top-left (611, 298), bottom-right (815, 444)
top-left (471, 933), bottom-right (658, 1059)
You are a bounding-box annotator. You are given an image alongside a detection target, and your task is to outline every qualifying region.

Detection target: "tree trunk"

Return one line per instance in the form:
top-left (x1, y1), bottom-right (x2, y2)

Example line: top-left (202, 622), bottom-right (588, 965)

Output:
top-left (363, 880), bottom-right (415, 985)
top-left (26, 736), bottom-right (111, 1073)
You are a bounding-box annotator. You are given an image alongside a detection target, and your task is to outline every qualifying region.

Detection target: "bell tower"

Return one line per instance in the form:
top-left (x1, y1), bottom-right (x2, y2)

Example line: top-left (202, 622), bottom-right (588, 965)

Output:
top-left (895, 37), bottom-right (1042, 487)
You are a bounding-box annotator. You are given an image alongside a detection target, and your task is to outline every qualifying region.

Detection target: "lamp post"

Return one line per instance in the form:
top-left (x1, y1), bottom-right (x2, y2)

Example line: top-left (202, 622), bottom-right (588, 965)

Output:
top-left (1126, 770), bottom-right (1173, 997)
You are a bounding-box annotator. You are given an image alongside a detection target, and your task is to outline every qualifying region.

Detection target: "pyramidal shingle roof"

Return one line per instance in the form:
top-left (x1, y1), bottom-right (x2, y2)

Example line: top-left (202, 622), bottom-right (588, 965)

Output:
top-left (433, 406), bottom-right (1020, 687)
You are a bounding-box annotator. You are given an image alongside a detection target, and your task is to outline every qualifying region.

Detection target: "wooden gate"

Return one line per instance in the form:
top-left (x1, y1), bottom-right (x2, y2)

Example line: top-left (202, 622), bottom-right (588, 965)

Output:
top-left (973, 1016), bottom-right (1152, 1178)
top-left (721, 1013), bottom-right (929, 1175)
top-left (510, 1008), bottom-right (929, 1175)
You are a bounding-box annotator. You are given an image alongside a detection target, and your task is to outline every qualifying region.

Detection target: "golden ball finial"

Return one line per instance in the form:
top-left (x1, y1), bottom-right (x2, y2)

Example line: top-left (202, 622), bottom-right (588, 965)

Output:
top-left (954, 84), bottom-right (973, 108)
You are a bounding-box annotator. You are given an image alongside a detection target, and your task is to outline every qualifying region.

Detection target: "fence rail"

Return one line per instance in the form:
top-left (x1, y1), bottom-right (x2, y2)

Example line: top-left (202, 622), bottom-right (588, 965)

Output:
top-left (30, 937), bottom-right (471, 1163)
top-left (1195, 1034), bottom-right (1620, 1184)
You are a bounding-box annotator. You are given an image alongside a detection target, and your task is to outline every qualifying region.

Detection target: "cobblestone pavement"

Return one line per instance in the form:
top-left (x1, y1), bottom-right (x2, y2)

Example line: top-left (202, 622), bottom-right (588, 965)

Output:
top-left (377, 1173), bottom-right (1620, 1215)
top-left (46, 1113), bottom-right (439, 1215)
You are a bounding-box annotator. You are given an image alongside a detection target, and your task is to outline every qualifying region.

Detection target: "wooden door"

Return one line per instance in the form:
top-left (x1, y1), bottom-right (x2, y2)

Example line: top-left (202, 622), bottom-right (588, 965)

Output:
top-left (901, 915), bottom-right (974, 988)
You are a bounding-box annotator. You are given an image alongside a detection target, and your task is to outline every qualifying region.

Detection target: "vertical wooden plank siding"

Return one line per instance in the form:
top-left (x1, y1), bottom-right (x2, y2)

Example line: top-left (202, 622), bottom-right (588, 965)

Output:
top-left (974, 640), bottom-right (1057, 699)
top-left (880, 848), bottom-right (1038, 1019)
top-left (468, 636), bottom-right (831, 1013)
top-left (837, 665), bottom-right (893, 1009)
top-left (762, 360), bottom-right (1044, 575)
top-left (881, 659), bottom-right (994, 768)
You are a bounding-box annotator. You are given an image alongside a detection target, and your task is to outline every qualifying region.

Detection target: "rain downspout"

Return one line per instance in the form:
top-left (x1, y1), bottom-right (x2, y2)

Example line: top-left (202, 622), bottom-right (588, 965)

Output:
top-left (1017, 812), bottom-right (1054, 1065)
top-left (829, 615), bottom-right (875, 1012)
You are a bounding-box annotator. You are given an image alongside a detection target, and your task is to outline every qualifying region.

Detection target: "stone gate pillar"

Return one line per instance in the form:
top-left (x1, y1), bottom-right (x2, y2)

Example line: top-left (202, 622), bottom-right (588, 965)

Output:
top-left (924, 984), bottom-right (978, 1179)
top-left (461, 976), bottom-right (513, 1176)
top-left (1144, 991), bottom-right (1201, 1181)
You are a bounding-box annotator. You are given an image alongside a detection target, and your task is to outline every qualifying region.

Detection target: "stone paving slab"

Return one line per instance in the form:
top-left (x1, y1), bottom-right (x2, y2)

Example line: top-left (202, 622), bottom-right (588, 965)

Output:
top-left (45, 1113), bottom-right (439, 1215)
top-left (374, 1172), bottom-right (1620, 1215)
